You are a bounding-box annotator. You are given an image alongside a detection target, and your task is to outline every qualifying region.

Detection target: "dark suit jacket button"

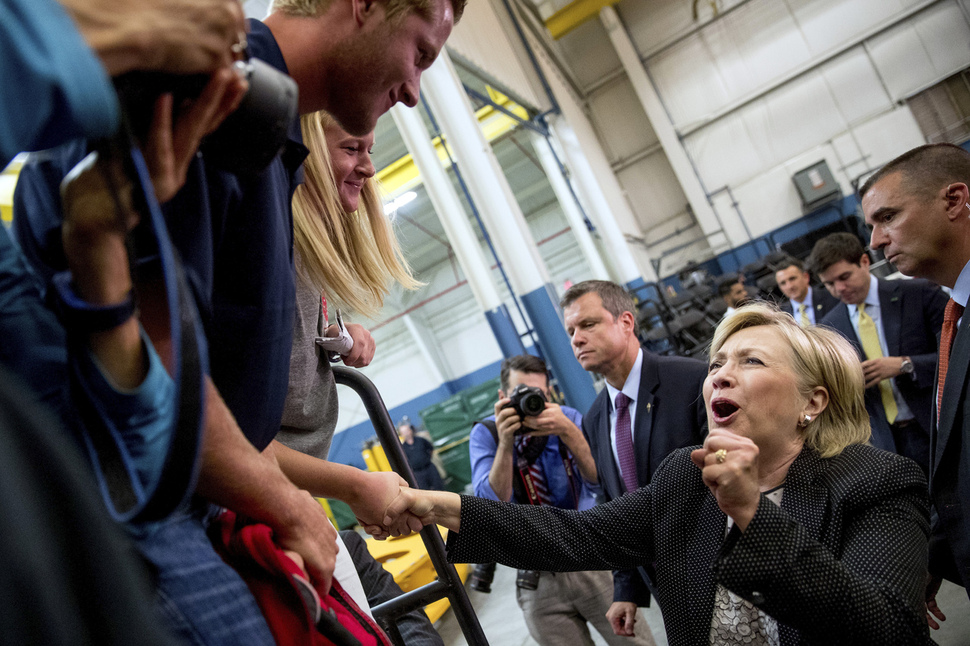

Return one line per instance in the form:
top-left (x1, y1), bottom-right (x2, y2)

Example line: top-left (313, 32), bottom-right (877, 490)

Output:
top-left (750, 591), bottom-right (765, 605)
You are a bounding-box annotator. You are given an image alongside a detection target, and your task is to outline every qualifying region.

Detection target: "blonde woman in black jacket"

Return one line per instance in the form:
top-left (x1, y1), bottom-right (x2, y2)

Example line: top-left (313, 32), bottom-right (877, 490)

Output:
top-left (379, 303), bottom-right (931, 645)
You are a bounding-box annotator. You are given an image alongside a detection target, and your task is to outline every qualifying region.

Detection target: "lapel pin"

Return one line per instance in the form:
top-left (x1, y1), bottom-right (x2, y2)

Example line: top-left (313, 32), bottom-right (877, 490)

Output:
top-left (645, 403), bottom-right (652, 413)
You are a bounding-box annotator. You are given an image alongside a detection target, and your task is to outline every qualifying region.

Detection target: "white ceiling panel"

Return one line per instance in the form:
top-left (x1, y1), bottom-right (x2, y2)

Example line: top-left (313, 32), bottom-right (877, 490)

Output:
top-left (683, 111), bottom-right (765, 190)
top-left (702, 1), bottom-right (810, 100)
top-left (868, 1), bottom-right (970, 100)
top-left (750, 72), bottom-right (845, 167)
top-left (819, 48), bottom-right (893, 125)
top-left (586, 81), bottom-right (657, 162)
top-left (850, 106), bottom-right (927, 170)
top-left (557, 18), bottom-right (623, 91)
top-left (648, 35), bottom-right (729, 127)
top-left (786, 0), bottom-right (917, 54)
top-left (616, 152), bottom-right (687, 230)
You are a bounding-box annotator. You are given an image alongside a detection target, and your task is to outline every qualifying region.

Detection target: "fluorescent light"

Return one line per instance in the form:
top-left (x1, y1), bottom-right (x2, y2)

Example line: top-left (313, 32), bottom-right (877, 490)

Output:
top-left (384, 191), bottom-right (417, 217)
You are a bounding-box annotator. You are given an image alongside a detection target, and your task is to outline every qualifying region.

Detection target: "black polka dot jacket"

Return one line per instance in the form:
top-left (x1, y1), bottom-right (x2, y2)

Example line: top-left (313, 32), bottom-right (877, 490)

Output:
top-left (447, 443), bottom-right (931, 645)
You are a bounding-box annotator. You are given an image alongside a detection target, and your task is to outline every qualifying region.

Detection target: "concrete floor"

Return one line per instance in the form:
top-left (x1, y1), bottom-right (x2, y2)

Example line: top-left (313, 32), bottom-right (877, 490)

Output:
top-left (435, 564), bottom-right (970, 646)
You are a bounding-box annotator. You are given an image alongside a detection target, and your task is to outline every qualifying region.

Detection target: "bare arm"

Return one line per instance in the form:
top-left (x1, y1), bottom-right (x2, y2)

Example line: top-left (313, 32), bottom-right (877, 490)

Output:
top-left (190, 379), bottom-right (339, 591)
top-left (271, 440), bottom-right (422, 536)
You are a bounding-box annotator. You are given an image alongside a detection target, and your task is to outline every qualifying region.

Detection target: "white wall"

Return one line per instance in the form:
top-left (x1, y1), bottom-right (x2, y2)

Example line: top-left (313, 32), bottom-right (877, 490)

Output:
top-left (529, 0), bottom-right (968, 274)
top-left (330, 0), bottom-right (969, 434)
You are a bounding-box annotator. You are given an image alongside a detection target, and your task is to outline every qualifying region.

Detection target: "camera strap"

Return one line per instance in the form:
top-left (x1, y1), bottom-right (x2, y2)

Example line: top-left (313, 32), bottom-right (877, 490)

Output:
top-left (478, 419), bottom-right (580, 508)
top-left (66, 140), bottom-right (206, 524)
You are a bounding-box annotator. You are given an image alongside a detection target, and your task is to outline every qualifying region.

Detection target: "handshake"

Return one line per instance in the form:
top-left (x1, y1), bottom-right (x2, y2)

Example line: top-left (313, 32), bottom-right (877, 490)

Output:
top-left (355, 475), bottom-right (462, 540)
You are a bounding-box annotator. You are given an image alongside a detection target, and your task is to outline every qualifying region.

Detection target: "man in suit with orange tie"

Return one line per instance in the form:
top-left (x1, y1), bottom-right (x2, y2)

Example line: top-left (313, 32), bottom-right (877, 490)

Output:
top-left (861, 143), bottom-right (970, 625)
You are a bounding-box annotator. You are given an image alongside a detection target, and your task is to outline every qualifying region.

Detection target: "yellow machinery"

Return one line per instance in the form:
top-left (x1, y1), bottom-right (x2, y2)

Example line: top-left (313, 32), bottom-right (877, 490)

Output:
top-left (364, 529), bottom-right (468, 624)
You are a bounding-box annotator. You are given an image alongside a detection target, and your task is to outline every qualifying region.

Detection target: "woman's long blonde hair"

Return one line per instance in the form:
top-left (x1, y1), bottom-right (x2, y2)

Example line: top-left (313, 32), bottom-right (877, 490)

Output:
top-left (293, 110), bottom-right (421, 318)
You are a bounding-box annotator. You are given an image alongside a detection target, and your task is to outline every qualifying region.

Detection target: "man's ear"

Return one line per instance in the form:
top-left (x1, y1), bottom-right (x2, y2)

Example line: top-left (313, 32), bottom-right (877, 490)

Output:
top-left (945, 182), bottom-right (970, 221)
top-left (497, 389), bottom-right (507, 400)
top-left (351, 0), bottom-right (378, 26)
top-left (618, 310), bottom-right (636, 335)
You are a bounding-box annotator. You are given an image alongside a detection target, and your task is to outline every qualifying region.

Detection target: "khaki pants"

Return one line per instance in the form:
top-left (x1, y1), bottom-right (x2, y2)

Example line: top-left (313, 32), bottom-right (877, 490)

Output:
top-left (516, 569), bottom-right (656, 646)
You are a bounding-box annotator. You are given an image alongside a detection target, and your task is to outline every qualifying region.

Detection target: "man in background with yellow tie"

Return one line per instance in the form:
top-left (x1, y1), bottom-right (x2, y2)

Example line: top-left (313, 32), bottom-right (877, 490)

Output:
top-left (773, 256), bottom-right (839, 326)
top-left (810, 232), bottom-right (946, 475)
top-left (861, 142), bottom-right (970, 618)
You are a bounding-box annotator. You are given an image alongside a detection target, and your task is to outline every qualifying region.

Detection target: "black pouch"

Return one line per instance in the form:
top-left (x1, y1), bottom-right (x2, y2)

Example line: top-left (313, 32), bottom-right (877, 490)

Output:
top-left (515, 569), bottom-right (541, 590)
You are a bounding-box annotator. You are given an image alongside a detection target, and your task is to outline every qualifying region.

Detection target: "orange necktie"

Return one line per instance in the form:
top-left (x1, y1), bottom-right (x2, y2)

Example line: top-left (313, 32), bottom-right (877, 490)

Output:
top-left (937, 298), bottom-right (965, 415)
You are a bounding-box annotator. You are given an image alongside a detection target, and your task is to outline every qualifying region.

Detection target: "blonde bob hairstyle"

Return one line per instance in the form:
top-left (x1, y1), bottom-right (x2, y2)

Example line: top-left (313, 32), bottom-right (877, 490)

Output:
top-left (293, 110), bottom-right (420, 318)
top-left (709, 302), bottom-right (870, 458)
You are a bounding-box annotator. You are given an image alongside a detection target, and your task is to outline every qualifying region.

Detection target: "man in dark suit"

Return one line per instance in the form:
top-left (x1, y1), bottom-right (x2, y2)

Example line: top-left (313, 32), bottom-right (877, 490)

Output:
top-left (810, 233), bottom-right (946, 474)
top-left (861, 143), bottom-right (970, 615)
top-left (773, 256), bottom-right (839, 326)
top-left (560, 280), bottom-right (707, 638)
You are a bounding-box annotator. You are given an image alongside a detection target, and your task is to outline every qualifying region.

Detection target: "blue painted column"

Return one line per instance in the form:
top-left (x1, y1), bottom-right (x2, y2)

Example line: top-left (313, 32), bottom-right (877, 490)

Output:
top-left (392, 104), bottom-right (525, 360)
top-left (521, 285), bottom-right (596, 413)
top-left (423, 50), bottom-right (596, 411)
top-left (485, 304), bottom-right (526, 358)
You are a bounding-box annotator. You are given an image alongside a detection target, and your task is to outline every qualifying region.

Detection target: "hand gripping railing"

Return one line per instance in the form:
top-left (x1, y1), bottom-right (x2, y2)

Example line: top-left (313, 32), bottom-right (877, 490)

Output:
top-left (332, 367), bottom-right (489, 646)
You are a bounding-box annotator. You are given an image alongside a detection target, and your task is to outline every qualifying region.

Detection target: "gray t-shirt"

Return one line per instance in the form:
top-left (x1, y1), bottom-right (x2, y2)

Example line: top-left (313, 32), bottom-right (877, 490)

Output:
top-left (277, 269), bottom-right (339, 460)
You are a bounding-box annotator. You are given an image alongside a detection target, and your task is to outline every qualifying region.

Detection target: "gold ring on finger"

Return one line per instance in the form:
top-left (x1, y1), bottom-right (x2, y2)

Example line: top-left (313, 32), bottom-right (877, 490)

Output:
top-left (714, 449), bottom-right (728, 464)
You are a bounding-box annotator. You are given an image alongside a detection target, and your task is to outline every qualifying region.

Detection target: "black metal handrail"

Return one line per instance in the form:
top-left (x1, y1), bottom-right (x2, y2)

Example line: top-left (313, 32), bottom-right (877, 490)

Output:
top-left (332, 366), bottom-right (489, 646)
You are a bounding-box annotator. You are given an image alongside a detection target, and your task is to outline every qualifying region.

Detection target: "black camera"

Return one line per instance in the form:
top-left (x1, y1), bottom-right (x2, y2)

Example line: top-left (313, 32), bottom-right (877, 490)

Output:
top-left (469, 562), bottom-right (497, 593)
top-left (506, 383), bottom-right (546, 420)
top-left (114, 57), bottom-right (298, 176)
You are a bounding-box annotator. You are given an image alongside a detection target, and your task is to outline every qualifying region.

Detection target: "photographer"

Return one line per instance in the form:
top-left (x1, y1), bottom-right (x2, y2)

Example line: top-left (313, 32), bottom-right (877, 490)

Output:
top-left (468, 355), bottom-right (641, 646)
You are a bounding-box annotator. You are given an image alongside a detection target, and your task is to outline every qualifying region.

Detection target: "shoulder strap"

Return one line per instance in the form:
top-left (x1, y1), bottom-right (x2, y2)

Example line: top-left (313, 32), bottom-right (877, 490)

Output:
top-left (70, 142), bottom-right (206, 523)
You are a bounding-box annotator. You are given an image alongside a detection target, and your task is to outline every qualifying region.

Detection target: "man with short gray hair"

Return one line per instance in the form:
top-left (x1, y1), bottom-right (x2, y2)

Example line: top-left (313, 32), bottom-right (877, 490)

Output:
top-left (861, 142), bottom-right (970, 622)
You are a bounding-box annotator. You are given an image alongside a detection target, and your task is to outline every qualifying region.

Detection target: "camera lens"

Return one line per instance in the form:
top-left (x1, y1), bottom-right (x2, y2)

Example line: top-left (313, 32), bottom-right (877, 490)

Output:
top-left (520, 392), bottom-right (546, 416)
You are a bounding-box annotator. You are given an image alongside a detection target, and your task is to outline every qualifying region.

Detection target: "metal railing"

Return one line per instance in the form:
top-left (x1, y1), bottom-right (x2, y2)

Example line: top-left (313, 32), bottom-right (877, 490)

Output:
top-left (333, 367), bottom-right (489, 646)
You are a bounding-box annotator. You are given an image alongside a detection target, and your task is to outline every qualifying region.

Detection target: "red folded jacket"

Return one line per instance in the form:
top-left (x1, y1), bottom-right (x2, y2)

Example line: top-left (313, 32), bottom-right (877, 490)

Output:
top-left (214, 510), bottom-right (392, 646)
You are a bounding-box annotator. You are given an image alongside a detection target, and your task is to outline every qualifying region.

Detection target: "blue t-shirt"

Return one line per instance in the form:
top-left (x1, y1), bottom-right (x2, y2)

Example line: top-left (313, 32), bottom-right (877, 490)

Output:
top-left (13, 20), bottom-right (308, 451)
top-left (0, 0), bottom-right (118, 167)
top-left (469, 405), bottom-right (599, 511)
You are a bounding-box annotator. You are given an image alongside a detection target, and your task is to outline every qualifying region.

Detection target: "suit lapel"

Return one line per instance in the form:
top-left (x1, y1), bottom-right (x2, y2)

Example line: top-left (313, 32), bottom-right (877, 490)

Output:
top-left (936, 313), bottom-right (970, 473)
top-left (879, 280), bottom-right (902, 357)
top-left (780, 447), bottom-right (828, 540)
top-left (635, 356), bottom-right (659, 486)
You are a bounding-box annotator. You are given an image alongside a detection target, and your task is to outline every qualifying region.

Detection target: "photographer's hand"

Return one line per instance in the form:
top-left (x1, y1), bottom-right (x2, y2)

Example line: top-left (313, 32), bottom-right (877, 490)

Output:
top-left (144, 67), bottom-right (246, 202)
top-left (62, 0), bottom-right (246, 76)
top-left (486, 397), bottom-right (521, 502)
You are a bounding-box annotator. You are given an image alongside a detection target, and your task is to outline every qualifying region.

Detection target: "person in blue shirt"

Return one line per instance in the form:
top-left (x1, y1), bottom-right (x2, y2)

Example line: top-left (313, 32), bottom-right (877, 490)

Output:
top-left (468, 355), bottom-right (654, 646)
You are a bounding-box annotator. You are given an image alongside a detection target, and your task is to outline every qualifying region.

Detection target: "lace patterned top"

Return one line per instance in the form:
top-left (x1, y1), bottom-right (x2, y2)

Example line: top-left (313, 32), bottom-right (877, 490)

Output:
top-left (708, 487), bottom-right (785, 645)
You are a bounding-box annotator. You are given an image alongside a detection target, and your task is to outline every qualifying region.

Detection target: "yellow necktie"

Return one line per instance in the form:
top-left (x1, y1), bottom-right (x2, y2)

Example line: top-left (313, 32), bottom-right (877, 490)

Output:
top-left (858, 303), bottom-right (897, 424)
top-left (798, 303), bottom-right (810, 327)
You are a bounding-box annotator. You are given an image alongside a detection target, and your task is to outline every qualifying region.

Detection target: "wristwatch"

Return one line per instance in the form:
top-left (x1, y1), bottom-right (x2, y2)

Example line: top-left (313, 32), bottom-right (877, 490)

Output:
top-left (900, 356), bottom-right (915, 376)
